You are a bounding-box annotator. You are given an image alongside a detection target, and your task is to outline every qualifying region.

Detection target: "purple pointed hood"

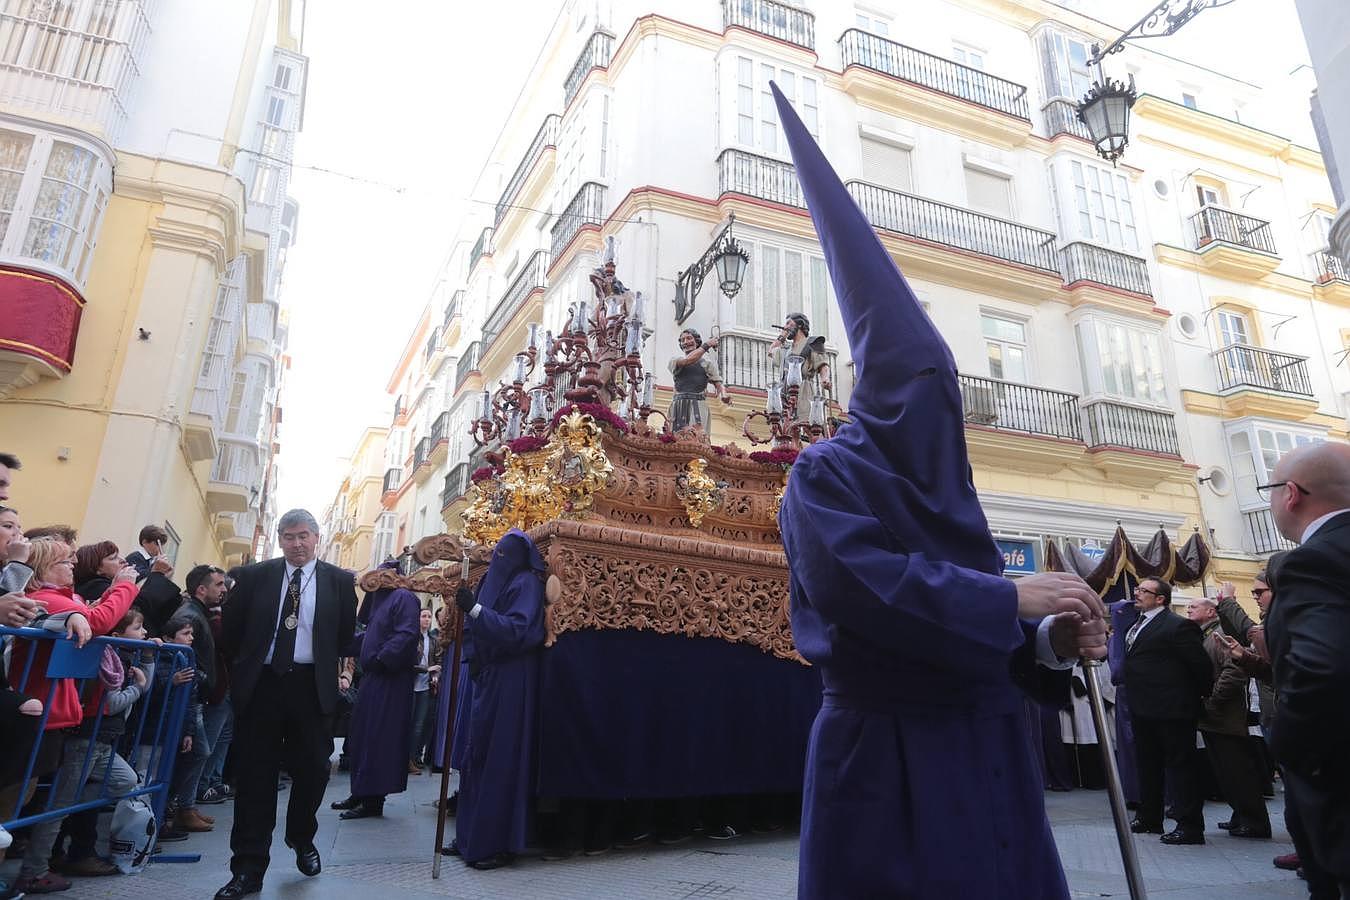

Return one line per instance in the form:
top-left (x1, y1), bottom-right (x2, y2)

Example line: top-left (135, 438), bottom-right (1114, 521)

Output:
top-left (770, 81), bottom-right (1001, 575)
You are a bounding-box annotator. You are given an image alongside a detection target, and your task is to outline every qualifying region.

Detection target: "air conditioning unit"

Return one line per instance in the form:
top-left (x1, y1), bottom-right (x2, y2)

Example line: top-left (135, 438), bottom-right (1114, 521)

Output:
top-left (963, 383), bottom-right (999, 425)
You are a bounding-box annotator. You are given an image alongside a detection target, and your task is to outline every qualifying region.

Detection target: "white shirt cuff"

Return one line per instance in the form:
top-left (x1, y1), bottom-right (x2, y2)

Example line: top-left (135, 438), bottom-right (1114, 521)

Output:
top-left (469, 603), bottom-right (482, 619)
top-left (1035, 616), bottom-right (1076, 670)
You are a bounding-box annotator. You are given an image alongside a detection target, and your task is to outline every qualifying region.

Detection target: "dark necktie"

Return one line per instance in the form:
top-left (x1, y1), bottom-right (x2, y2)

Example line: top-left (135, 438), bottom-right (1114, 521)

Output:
top-left (270, 568), bottom-right (302, 674)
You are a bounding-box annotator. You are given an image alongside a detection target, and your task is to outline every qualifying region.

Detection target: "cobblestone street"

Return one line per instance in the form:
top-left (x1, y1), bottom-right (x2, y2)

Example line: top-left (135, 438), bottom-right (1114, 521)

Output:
top-left (48, 767), bottom-right (1308, 899)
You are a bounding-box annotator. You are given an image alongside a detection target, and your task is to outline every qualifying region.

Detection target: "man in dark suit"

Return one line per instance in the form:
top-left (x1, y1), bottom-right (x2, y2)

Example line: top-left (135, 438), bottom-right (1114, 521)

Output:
top-left (1264, 443), bottom-right (1350, 897)
top-left (1123, 577), bottom-right (1213, 845)
top-left (214, 509), bottom-right (357, 900)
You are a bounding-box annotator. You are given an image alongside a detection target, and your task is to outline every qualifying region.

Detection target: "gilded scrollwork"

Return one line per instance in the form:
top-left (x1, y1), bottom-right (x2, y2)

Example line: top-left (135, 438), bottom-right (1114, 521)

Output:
top-left (547, 411), bottom-right (614, 518)
top-left (674, 458), bottom-right (727, 528)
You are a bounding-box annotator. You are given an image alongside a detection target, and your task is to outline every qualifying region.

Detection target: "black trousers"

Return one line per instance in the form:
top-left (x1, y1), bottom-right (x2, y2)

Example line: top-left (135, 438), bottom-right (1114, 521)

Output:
top-left (1132, 715), bottom-right (1203, 832)
top-left (1203, 731), bottom-right (1269, 830)
top-left (229, 667), bottom-right (333, 877)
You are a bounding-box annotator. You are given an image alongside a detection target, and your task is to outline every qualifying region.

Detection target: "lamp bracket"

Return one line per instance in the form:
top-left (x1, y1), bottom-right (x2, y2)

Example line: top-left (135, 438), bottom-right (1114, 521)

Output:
top-left (1089, 0), bottom-right (1238, 67)
top-left (674, 213), bottom-right (739, 326)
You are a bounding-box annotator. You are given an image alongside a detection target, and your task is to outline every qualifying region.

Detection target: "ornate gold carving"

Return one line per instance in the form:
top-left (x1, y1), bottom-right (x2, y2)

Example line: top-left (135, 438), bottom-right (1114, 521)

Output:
top-left (546, 411), bottom-right (614, 518)
top-left (769, 470), bottom-right (789, 522)
top-left (462, 477), bottom-right (510, 545)
top-left (532, 519), bottom-right (805, 664)
top-left (674, 457), bottom-right (727, 528)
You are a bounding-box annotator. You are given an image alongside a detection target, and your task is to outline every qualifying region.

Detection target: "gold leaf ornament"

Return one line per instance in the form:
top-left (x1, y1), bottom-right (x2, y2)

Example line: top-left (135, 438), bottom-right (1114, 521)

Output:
top-left (674, 457), bottom-right (728, 528)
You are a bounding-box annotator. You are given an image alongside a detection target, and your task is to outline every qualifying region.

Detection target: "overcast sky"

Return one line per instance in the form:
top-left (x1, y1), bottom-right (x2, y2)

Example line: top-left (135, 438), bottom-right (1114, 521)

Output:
top-left (270, 0), bottom-right (1314, 549)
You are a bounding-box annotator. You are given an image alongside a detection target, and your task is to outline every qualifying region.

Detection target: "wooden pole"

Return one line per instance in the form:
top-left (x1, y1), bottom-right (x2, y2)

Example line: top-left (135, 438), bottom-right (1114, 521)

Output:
top-left (431, 602), bottom-right (466, 877)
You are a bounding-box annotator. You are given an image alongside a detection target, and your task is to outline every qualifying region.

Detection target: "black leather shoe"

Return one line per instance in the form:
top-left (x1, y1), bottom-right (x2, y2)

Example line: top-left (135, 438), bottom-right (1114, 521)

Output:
top-left (330, 795), bottom-right (361, 811)
top-left (214, 874), bottom-right (263, 899)
top-left (466, 852), bottom-right (513, 870)
top-left (1160, 830), bottom-right (1204, 845)
top-left (1228, 824), bottom-right (1272, 839)
top-left (1218, 820), bottom-right (1233, 830)
top-left (285, 839), bottom-right (321, 876)
top-left (1129, 818), bottom-right (1163, 834)
top-left (339, 803), bottom-right (384, 820)
top-left (440, 840), bottom-right (460, 856)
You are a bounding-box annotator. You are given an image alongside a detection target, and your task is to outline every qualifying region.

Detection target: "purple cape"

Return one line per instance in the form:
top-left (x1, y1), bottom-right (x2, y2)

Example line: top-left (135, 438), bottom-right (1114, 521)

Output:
top-left (347, 583), bottom-right (421, 798)
top-left (453, 529), bottom-right (546, 864)
top-left (770, 82), bottom-right (1071, 898)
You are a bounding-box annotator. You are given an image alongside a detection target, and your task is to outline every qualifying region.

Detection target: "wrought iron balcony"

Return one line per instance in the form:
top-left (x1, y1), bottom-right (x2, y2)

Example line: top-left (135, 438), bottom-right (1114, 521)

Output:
top-left (1244, 508), bottom-right (1296, 555)
top-left (846, 181), bottom-right (1059, 273)
top-left (1315, 250), bottom-right (1349, 283)
top-left (1189, 206), bottom-right (1277, 255)
top-left (1059, 242), bottom-right (1152, 296)
top-left (838, 29), bottom-right (1029, 121)
top-left (496, 115), bottom-right (561, 227)
top-left (443, 462), bottom-right (471, 509)
top-left (722, 0), bottom-right (814, 50)
top-left (455, 341), bottom-right (483, 391)
top-left (715, 333), bottom-right (838, 401)
top-left (719, 149), bottom-right (804, 209)
top-left (382, 467), bottom-right (401, 495)
top-left (424, 327), bottom-right (441, 361)
top-left (431, 410), bottom-right (449, 445)
top-left (550, 182), bottom-right (605, 259)
top-left (469, 227), bottom-right (493, 273)
top-left (1043, 98), bottom-right (1091, 141)
top-left (564, 30), bottom-right (614, 108)
top-left (413, 437), bottom-right (432, 470)
top-left (1212, 344), bottom-right (1314, 397)
top-left (958, 374), bottom-right (1082, 441)
top-left (443, 290), bottom-right (464, 333)
top-left (1081, 399), bottom-right (1180, 457)
top-left (484, 250), bottom-right (548, 346)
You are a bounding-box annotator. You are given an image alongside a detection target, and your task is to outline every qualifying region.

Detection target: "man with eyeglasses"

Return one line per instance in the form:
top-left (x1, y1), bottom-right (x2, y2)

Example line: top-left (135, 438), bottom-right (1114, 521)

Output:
top-left (1122, 577), bottom-right (1213, 845)
top-left (1262, 442), bottom-right (1350, 898)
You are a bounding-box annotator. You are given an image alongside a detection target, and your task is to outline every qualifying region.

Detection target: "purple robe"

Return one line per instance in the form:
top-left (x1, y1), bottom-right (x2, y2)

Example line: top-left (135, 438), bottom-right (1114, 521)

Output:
top-left (454, 530), bottom-right (546, 864)
top-left (347, 584), bottom-right (421, 798)
top-left (769, 83), bottom-right (1071, 899)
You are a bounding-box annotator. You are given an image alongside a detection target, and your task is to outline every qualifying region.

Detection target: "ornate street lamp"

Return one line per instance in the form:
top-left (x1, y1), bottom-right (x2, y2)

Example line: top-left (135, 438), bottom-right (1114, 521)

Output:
top-left (1075, 0), bottom-right (1236, 163)
top-left (673, 212), bottom-right (750, 325)
top-left (1078, 75), bottom-right (1137, 165)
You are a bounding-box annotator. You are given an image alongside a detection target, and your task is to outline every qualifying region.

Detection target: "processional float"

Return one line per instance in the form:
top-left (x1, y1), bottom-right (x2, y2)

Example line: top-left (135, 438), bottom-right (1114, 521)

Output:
top-left (353, 241), bottom-right (836, 876)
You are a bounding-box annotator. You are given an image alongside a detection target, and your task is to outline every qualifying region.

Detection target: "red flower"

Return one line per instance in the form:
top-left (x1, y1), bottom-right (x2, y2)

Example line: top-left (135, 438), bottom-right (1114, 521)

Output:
top-left (748, 447), bottom-right (799, 468)
top-left (507, 435), bottom-right (549, 454)
top-left (551, 402), bottom-right (631, 434)
top-left (470, 466), bottom-right (498, 484)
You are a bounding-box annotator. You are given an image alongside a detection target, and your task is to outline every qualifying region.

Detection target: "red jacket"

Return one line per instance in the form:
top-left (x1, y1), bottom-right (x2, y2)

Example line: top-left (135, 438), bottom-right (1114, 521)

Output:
top-left (13, 582), bottom-right (138, 730)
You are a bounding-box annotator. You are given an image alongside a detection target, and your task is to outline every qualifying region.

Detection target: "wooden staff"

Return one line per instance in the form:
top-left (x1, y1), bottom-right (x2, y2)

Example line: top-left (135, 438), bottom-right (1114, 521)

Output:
top-left (431, 549), bottom-right (471, 878)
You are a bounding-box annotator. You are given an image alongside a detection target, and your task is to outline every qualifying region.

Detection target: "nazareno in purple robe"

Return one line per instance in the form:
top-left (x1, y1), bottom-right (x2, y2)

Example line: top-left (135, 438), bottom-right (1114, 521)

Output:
top-left (453, 529), bottom-right (546, 864)
top-left (769, 83), bottom-right (1072, 899)
top-left (347, 572), bottom-right (422, 799)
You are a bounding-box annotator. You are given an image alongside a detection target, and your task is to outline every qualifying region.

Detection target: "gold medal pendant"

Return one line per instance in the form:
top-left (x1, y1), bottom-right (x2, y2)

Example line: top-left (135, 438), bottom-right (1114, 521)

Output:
top-left (285, 614), bottom-right (298, 630)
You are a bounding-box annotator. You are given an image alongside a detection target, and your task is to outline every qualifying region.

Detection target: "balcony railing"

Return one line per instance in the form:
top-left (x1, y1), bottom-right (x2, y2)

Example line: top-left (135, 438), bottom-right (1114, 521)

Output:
top-left (1213, 344), bottom-right (1314, 397)
top-left (550, 182), bottom-right (605, 259)
top-left (484, 250), bottom-right (548, 345)
top-left (424, 327), bottom-right (441, 361)
top-left (716, 333), bottom-right (838, 401)
top-left (1059, 242), bottom-right (1152, 296)
top-left (455, 341), bottom-right (483, 391)
top-left (413, 436), bottom-right (432, 470)
top-left (1189, 206), bottom-right (1278, 255)
top-left (382, 467), bottom-right (401, 495)
top-left (838, 29), bottom-right (1029, 121)
top-left (1315, 250), bottom-right (1349, 283)
top-left (443, 462), bottom-right (472, 509)
top-left (1244, 508), bottom-right (1296, 555)
top-left (722, 0), bottom-right (814, 51)
top-left (718, 148), bottom-right (804, 209)
top-left (443, 290), bottom-right (463, 333)
top-left (1082, 399), bottom-right (1180, 457)
top-left (958, 374), bottom-right (1082, 440)
top-left (1043, 98), bottom-right (1092, 141)
top-left (469, 227), bottom-right (493, 273)
top-left (847, 180), bottom-right (1059, 273)
top-left (496, 115), bottom-right (561, 226)
top-left (211, 441), bottom-right (259, 487)
top-left (564, 30), bottom-right (614, 108)
top-left (431, 410), bottom-right (449, 445)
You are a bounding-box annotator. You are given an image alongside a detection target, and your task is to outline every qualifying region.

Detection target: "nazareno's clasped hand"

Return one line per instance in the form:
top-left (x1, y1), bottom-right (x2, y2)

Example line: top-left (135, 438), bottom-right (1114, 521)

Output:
top-left (455, 585), bottom-right (475, 615)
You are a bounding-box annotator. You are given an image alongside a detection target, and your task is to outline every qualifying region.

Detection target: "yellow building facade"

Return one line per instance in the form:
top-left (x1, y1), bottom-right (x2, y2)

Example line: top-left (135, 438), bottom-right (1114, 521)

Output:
top-left (0, 0), bottom-right (306, 568)
top-left (321, 427), bottom-right (390, 572)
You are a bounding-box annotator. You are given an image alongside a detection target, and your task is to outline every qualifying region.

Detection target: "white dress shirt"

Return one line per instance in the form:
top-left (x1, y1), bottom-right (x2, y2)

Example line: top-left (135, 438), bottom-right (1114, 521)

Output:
top-left (1034, 616), bottom-right (1076, 669)
top-left (265, 558), bottom-right (318, 665)
top-left (1300, 508), bottom-right (1350, 545)
top-left (1126, 605), bottom-right (1165, 647)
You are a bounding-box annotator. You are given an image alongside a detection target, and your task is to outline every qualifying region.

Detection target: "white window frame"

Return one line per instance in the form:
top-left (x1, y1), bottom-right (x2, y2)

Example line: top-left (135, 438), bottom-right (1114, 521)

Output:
top-left (731, 55), bottom-right (820, 156)
top-left (730, 235), bottom-right (832, 338)
top-left (1043, 31), bottom-right (1092, 101)
top-left (1066, 159), bottom-right (1139, 251)
top-left (0, 121), bottom-right (112, 288)
top-left (1074, 313), bottom-right (1169, 407)
top-left (1225, 421), bottom-right (1324, 510)
top-left (854, 10), bottom-right (891, 36)
top-left (981, 311), bottom-right (1031, 384)
top-left (963, 162), bottom-right (1014, 218)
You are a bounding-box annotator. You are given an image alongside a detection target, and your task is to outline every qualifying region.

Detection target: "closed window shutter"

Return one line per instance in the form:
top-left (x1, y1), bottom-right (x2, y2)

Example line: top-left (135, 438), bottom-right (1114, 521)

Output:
top-left (965, 168), bottom-right (1012, 218)
top-left (861, 138), bottom-right (912, 192)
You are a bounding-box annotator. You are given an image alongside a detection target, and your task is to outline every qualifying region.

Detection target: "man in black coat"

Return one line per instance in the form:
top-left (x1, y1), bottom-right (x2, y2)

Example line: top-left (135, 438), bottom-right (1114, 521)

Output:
top-left (1122, 577), bottom-right (1213, 845)
top-left (214, 510), bottom-right (357, 900)
top-left (1264, 442), bottom-right (1350, 898)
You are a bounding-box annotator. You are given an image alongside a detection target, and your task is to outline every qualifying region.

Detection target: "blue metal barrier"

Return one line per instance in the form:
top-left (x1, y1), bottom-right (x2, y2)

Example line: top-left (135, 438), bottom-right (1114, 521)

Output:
top-left (1, 627), bottom-right (199, 865)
